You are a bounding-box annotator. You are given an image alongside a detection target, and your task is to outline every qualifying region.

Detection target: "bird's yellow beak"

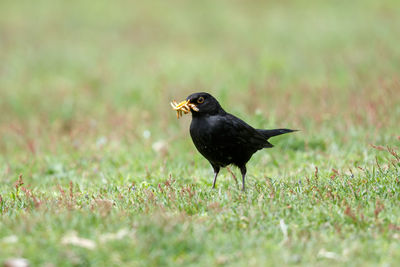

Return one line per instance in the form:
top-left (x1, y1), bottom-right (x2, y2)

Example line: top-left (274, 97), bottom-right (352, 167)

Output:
top-left (170, 99), bottom-right (199, 119)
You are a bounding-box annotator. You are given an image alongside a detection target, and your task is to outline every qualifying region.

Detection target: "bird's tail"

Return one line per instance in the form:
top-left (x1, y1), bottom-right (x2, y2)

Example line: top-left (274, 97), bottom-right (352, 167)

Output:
top-left (257, 128), bottom-right (298, 140)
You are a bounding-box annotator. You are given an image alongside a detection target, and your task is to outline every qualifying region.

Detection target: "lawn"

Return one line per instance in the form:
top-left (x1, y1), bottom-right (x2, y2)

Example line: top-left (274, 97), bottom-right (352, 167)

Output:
top-left (1, 0), bottom-right (400, 266)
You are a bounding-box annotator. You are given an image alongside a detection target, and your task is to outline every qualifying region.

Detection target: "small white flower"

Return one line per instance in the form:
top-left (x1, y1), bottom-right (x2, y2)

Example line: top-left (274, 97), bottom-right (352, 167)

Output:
top-left (61, 231), bottom-right (96, 250)
top-left (152, 140), bottom-right (168, 154)
top-left (1, 235), bottom-right (18, 244)
top-left (3, 258), bottom-right (29, 267)
top-left (96, 136), bottom-right (107, 147)
top-left (143, 130), bottom-right (151, 139)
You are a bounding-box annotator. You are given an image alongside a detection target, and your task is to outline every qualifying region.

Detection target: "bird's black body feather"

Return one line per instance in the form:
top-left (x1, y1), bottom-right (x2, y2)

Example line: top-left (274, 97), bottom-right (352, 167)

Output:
top-left (190, 113), bottom-right (273, 168)
top-left (184, 92), bottom-right (296, 190)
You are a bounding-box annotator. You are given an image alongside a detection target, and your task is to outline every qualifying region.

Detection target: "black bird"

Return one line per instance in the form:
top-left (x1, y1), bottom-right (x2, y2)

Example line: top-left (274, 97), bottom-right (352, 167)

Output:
top-left (171, 92), bottom-right (296, 191)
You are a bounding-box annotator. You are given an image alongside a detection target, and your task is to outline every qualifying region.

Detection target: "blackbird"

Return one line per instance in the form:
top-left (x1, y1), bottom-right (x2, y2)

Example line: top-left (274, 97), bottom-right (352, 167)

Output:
top-left (172, 92), bottom-right (296, 191)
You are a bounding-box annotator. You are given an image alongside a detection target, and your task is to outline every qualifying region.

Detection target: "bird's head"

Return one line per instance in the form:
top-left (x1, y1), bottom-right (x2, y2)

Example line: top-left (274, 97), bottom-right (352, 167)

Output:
top-left (186, 92), bottom-right (223, 116)
top-left (170, 92), bottom-right (224, 119)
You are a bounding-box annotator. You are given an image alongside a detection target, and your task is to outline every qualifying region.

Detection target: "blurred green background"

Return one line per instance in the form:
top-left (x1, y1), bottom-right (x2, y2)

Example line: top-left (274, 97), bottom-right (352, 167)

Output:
top-left (1, 0), bottom-right (399, 128)
top-left (1, 0), bottom-right (400, 266)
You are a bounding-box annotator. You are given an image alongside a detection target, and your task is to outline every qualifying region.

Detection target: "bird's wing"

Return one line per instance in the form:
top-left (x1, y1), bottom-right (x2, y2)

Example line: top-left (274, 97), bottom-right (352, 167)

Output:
top-left (215, 113), bottom-right (273, 149)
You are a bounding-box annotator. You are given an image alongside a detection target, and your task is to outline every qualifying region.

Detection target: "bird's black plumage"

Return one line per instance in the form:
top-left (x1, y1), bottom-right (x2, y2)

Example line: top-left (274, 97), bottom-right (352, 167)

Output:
top-left (184, 92), bottom-right (296, 191)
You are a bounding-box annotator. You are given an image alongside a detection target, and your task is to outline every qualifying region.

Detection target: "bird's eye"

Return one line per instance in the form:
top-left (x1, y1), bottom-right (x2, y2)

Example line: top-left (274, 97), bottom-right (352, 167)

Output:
top-left (197, 97), bottom-right (205, 104)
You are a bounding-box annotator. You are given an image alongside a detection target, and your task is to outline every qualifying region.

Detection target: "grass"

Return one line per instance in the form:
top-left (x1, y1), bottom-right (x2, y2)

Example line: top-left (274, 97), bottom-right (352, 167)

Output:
top-left (1, 0), bottom-right (400, 266)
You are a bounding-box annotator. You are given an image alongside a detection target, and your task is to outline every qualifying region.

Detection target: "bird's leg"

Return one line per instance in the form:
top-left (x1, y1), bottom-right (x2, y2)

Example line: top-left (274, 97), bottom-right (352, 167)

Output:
top-left (239, 165), bottom-right (247, 191)
top-left (212, 165), bottom-right (220, 189)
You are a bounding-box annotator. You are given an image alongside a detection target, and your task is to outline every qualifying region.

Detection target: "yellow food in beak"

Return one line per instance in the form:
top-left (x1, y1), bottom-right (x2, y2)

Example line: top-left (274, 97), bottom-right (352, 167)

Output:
top-left (170, 99), bottom-right (199, 119)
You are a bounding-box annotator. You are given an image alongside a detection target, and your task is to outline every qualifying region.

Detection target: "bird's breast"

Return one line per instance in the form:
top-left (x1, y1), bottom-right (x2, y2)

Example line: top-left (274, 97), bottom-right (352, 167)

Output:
top-left (189, 116), bottom-right (235, 165)
top-left (190, 116), bottom-right (220, 141)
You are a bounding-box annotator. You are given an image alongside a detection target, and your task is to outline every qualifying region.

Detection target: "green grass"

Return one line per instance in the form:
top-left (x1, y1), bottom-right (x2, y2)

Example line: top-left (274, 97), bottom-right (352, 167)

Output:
top-left (1, 0), bottom-right (400, 266)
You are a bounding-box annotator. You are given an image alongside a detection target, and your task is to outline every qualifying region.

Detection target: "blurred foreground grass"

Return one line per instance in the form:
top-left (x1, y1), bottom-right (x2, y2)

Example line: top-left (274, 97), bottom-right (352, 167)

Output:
top-left (1, 0), bottom-right (400, 266)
